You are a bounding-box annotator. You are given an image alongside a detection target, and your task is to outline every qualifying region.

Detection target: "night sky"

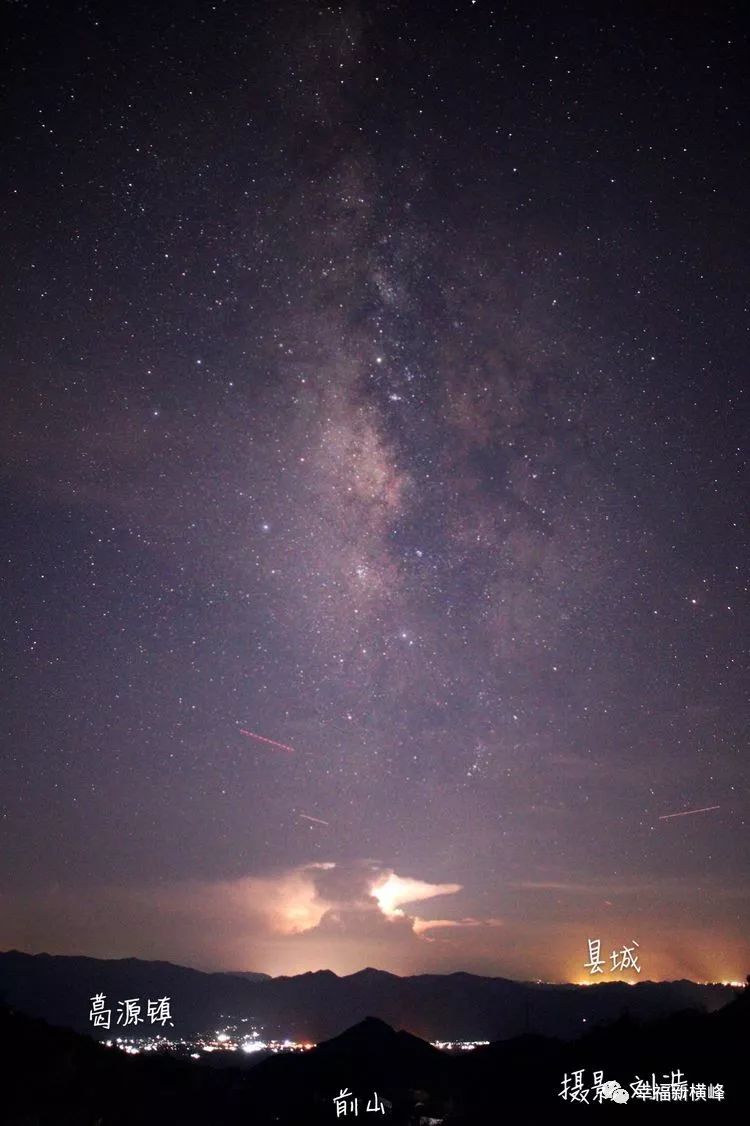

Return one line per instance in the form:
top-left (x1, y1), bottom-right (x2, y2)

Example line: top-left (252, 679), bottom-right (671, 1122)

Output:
top-left (2, 1), bottom-right (748, 983)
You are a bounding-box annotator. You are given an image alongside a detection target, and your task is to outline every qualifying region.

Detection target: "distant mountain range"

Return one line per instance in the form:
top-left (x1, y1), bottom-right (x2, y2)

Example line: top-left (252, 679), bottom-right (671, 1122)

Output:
top-left (0, 950), bottom-right (738, 1042)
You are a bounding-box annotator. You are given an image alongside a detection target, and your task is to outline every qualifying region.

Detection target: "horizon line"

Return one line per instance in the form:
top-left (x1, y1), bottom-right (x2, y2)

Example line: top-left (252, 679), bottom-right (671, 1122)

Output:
top-left (1, 950), bottom-right (744, 989)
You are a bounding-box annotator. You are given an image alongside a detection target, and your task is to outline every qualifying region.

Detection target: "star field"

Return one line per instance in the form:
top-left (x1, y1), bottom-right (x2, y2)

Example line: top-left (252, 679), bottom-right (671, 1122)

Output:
top-left (1, 1), bottom-right (747, 980)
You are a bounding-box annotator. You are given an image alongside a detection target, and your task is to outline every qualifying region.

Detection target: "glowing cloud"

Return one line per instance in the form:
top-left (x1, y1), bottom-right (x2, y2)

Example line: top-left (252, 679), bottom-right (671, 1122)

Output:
top-left (371, 872), bottom-right (462, 918)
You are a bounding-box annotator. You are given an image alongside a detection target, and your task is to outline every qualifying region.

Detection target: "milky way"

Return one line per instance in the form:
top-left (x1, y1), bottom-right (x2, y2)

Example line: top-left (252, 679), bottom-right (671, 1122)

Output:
top-left (2, 1), bottom-right (747, 981)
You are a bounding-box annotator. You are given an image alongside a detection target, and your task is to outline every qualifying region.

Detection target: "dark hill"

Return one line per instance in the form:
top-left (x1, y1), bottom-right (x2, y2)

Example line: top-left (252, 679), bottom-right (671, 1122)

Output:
top-left (227, 1014), bottom-right (451, 1124)
top-left (0, 1002), bottom-right (246, 1125)
top-left (0, 950), bottom-right (738, 1043)
top-left (1, 990), bottom-right (746, 1123)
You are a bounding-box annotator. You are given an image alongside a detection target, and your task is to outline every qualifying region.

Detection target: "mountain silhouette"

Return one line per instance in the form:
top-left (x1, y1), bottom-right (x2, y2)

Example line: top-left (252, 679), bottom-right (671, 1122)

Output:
top-left (1, 989), bottom-right (745, 1123)
top-left (0, 950), bottom-right (737, 1042)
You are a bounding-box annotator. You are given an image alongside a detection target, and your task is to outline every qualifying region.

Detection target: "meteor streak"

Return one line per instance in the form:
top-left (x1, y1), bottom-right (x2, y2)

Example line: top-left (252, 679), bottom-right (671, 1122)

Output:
top-left (658, 804), bottom-right (720, 820)
top-left (299, 813), bottom-right (330, 826)
top-left (239, 728), bottom-right (296, 753)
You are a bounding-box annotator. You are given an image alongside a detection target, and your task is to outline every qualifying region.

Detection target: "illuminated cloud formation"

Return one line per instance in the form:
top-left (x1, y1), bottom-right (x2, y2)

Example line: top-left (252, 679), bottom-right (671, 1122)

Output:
top-left (303, 862), bottom-right (464, 938)
top-left (412, 918), bottom-right (505, 939)
top-left (371, 872), bottom-right (462, 918)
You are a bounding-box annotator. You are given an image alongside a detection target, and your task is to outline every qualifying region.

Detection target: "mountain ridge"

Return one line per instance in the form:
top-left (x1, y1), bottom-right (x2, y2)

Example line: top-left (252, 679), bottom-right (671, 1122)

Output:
top-left (0, 949), bottom-right (738, 1044)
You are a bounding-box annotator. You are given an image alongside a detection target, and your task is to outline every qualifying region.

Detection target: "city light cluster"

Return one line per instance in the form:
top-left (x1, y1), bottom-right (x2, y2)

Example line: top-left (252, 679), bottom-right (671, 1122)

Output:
top-left (103, 1027), bottom-right (315, 1058)
top-left (103, 1029), bottom-right (497, 1059)
top-left (430, 1040), bottom-right (490, 1052)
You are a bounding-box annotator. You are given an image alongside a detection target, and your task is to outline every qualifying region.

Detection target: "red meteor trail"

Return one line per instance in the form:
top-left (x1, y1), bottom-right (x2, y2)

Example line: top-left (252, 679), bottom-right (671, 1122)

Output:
top-left (658, 804), bottom-right (720, 820)
top-left (299, 813), bottom-right (329, 826)
top-left (238, 728), bottom-right (296, 753)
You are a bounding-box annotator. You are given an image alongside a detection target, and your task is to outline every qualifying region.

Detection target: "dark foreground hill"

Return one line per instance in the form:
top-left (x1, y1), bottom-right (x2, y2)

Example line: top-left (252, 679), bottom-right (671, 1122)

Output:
top-left (0, 1002), bottom-right (245, 1125)
top-left (0, 989), bottom-right (746, 1124)
top-left (0, 950), bottom-right (737, 1042)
